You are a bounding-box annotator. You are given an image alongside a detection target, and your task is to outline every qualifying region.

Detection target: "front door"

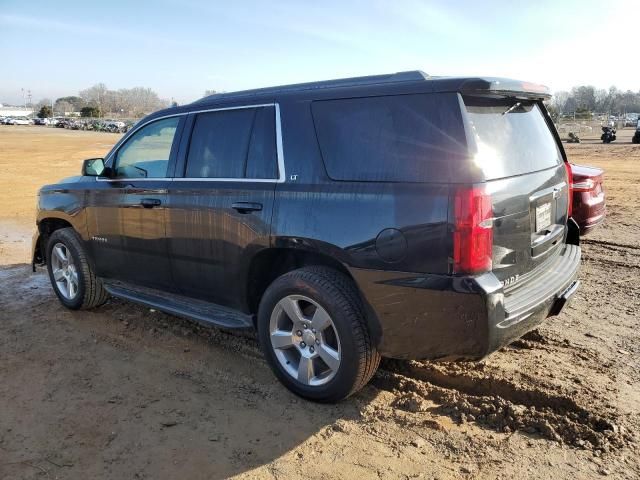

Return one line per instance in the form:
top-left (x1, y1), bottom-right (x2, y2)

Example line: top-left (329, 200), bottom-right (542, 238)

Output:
top-left (86, 116), bottom-right (183, 291)
top-left (167, 105), bottom-right (281, 310)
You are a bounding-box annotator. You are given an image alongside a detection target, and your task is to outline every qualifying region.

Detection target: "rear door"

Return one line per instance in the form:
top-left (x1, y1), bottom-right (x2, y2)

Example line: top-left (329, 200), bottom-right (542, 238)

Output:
top-left (462, 96), bottom-right (569, 285)
top-left (167, 104), bottom-right (281, 310)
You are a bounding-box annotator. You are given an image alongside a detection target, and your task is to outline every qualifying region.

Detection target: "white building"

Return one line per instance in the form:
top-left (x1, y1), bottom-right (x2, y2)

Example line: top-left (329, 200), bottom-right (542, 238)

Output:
top-left (0, 106), bottom-right (34, 117)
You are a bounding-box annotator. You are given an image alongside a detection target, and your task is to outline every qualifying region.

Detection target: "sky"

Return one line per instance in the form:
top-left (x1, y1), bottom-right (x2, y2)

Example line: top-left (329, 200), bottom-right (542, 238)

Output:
top-left (0, 0), bottom-right (637, 105)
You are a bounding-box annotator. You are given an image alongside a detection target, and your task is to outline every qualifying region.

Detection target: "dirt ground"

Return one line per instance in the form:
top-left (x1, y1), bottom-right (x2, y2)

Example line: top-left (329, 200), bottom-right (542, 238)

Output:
top-left (0, 126), bottom-right (638, 479)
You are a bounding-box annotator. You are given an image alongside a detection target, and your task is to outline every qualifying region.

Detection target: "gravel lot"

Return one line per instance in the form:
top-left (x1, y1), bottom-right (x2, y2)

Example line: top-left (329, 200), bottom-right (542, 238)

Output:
top-left (0, 126), bottom-right (638, 479)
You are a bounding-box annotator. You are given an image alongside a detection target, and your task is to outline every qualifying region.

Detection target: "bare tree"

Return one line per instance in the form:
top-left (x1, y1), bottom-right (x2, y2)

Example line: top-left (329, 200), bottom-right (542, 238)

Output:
top-left (41, 84), bottom-right (171, 119)
top-left (553, 85), bottom-right (640, 116)
top-left (550, 91), bottom-right (569, 112)
top-left (122, 87), bottom-right (168, 116)
top-left (79, 83), bottom-right (109, 116)
top-left (54, 100), bottom-right (74, 115)
top-left (34, 98), bottom-right (53, 111)
top-left (77, 84), bottom-right (168, 117)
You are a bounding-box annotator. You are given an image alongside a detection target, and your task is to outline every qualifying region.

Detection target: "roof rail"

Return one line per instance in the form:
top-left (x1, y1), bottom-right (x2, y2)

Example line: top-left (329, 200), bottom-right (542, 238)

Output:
top-left (195, 70), bottom-right (429, 103)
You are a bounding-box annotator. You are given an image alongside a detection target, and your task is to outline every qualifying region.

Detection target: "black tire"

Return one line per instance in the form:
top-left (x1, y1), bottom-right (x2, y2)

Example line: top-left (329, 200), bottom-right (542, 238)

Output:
top-left (257, 266), bottom-right (381, 402)
top-left (46, 227), bottom-right (109, 310)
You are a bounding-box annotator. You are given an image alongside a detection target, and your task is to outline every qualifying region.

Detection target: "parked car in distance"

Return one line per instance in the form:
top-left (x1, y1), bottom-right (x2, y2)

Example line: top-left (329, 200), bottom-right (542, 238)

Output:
top-left (568, 163), bottom-right (606, 235)
top-left (11, 117), bottom-right (32, 125)
top-left (632, 121), bottom-right (640, 144)
top-left (32, 71), bottom-right (581, 402)
top-left (104, 119), bottom-right (126, 129)
top-left (33, 118), bottom-right (50, 125)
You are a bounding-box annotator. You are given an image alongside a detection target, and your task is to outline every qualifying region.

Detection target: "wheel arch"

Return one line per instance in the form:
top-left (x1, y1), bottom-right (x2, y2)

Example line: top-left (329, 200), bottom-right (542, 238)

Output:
top-left (34, 217), bottom-right (76, 267)
top-left (244, 245), bottom-right (383, 346)
top-left (246, 247), bottom-right (351, 313)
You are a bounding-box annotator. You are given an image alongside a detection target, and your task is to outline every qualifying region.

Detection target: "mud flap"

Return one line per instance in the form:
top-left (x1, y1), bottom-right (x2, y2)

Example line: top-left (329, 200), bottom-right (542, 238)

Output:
top-left (566, 218), bottom-right (580, 246)
top-left (548, 280), bottom-right (580, 317)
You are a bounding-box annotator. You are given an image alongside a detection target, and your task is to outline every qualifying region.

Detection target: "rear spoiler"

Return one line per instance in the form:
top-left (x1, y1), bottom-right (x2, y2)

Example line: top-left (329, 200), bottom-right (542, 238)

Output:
top-left (457, 77), bottom-right (551, 101)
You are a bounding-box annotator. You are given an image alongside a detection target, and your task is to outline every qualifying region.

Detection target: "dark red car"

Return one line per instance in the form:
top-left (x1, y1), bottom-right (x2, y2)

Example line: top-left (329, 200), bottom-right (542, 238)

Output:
top-left (567, 163), bottom-right (606, 235)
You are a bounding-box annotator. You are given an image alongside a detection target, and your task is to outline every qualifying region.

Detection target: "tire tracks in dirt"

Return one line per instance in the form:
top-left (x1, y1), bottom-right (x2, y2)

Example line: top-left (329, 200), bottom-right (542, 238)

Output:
top-left (3, 267), bottom-right (637, 462)
top-left (582, 238), bottom-right (640, 251)
top-left (90, 286), bottom-right (633, 452)
top-left (372, 359), bottom-right (632, 451)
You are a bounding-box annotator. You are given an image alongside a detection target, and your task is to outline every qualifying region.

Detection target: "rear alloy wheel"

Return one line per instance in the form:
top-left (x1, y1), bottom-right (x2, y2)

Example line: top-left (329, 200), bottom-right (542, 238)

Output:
top-left (269, 294), bottom-right (341, 387)
top-left (258, 266), bottom-right (380, 402)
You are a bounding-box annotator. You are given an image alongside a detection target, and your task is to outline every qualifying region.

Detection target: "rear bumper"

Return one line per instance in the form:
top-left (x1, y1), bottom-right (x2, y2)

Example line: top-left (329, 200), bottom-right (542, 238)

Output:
top-left (351, 244), bottom-right (581, 360)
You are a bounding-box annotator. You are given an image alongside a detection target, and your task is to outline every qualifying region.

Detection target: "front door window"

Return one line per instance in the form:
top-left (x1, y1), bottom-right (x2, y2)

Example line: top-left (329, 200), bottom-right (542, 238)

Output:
top-left (114, 117), bottom-right (179, 178)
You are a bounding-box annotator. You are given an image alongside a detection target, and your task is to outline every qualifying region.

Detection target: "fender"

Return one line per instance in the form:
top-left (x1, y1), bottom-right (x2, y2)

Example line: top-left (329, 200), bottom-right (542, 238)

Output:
top-left (245, 236), bottom-right (383, 345)
top-left (34, 183), bottom-right (91, 269)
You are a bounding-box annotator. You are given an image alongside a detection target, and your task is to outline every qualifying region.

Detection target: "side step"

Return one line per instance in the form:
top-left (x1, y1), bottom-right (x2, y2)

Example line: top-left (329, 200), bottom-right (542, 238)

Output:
top-left (103, 280), bottom-right (254, 330)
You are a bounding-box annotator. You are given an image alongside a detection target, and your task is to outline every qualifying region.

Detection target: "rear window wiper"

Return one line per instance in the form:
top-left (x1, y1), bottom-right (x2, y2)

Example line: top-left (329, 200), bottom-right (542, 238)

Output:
top-left (502, 101), bottom-right (522, 115)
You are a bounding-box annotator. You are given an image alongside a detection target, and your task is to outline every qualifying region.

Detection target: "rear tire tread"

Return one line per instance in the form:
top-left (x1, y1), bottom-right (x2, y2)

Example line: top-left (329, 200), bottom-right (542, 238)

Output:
top-left (260, 266), bottom-right (380, 401)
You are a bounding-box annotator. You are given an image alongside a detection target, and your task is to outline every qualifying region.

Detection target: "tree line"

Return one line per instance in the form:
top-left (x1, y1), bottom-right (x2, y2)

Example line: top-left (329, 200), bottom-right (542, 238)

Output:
top-left (36, 84), bottom-right (169, 118)
top-left (549, 86), bottom-right (640, 117)
top-left (37, 83), bottom-right (638, 120)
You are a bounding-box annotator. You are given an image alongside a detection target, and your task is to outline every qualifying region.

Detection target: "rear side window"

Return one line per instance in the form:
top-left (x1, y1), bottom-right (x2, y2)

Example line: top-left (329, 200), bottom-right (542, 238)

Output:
top-left (311, 93), bottom-right (467, 182)
top-left (185, 106), bottom-right (278, 179)
top-left (246, 107), bottom-right (278, 179)
top-left (463, 96), bottom-right (562, 179)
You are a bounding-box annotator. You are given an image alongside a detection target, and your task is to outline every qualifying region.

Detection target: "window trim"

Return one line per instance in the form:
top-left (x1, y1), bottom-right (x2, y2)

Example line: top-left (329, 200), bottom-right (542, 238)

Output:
top-left (100, 103), bottom-right (285, 183)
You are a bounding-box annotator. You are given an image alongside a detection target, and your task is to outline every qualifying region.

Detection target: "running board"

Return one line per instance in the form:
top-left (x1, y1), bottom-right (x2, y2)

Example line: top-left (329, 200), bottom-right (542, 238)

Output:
top-left (103, 281), bottom-right (254, 330)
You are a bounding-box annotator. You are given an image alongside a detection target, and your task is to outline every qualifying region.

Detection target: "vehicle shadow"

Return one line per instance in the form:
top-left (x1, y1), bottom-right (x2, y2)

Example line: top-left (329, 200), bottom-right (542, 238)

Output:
top-left (0, 264), bottom-right (373, 479)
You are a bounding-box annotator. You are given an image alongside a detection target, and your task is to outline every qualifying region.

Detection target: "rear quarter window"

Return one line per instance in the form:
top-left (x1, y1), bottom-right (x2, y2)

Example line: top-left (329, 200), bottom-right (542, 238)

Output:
top-left (311, 93), bottom-right (467, 183)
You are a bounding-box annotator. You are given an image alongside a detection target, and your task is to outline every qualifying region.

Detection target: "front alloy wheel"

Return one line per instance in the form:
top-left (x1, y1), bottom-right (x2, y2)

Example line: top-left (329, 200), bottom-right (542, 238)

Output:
top-left (45, 227), bottom-right (109, 310)
top-left (50, 242), bottom-right (79, 300)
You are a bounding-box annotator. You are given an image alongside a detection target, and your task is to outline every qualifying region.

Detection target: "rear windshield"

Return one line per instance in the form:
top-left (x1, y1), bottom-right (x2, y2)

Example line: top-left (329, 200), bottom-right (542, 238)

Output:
top-left (312, 93), bottom-right (467, 182)
top-left (463, 96), bottom-right (562, 179)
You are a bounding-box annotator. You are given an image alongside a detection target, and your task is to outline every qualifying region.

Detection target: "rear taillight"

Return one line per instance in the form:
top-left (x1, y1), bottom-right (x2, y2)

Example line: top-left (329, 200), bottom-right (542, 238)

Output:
top-left (452, 185), bottom-right (493, 275)
top-left (572, 178), bottom-right (596, 192)
top-left (565, 162), bottom-right (573, 218)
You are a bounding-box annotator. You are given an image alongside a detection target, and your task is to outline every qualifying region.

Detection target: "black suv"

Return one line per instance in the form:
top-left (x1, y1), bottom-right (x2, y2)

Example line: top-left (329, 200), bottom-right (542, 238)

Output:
top-left (33, 71), bottom-right (581, 402)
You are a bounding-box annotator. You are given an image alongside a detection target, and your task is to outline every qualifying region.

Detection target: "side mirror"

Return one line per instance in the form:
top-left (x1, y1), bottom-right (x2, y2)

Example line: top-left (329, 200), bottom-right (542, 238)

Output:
top-left (82, 158), bottom-right (107, 177)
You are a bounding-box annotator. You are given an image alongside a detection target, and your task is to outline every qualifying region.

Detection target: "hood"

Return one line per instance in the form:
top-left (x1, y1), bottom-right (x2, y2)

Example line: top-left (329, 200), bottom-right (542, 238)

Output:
top-left (39, 175), bottom-right (85, 193)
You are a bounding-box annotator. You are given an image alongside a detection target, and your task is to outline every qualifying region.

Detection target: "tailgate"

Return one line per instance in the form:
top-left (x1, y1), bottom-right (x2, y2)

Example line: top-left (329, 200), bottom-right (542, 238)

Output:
top-left (462, 95), bottom-right (569, 286)
top-left (489, 165), bottom-right (569, 285)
